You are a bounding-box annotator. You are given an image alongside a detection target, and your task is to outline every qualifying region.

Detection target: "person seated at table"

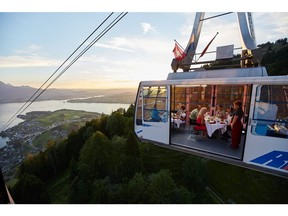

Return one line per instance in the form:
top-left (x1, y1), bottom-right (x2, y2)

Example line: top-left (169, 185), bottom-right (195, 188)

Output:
top-left (215, 104), bottom-right (226, 119)
top-left (177, 105), bottom-right (186, 121)
top-left (226, 106), bottom-right (234, 122)
top-left (221, 106), bottom-right (234, 139)
top-left (212, 104), bottom-right (227, 138)
top-left (189, 104), bottom-right (202, 125)
top-left (194, 107), bottom-right (208, 140)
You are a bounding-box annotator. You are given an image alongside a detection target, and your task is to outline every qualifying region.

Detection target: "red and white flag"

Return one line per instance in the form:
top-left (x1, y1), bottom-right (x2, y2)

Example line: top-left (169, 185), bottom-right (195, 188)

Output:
top-left (172, 43), bottom-right (186, 61)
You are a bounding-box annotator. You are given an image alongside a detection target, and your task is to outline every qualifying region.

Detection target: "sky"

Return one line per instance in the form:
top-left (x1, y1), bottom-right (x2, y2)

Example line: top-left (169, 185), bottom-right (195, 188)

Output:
top-left (1, 1), bottom-right (288, 90)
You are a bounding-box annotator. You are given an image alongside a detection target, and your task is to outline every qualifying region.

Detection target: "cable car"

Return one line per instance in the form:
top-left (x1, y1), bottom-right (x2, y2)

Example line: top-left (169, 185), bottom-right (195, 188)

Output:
top-left (133, 12), bottom-right (288, 178)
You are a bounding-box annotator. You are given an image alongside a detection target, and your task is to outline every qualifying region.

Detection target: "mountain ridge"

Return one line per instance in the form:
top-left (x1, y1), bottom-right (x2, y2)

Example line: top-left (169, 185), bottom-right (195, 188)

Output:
top-left (0, 81), bottom-right (136, 104)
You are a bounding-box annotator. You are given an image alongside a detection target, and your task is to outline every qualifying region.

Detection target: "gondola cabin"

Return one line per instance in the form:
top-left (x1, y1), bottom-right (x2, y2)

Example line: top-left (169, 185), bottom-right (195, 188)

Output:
top-left (134, 67), bottom-right (288, 178)
top-left (133, 12), bottom-right (288, 178)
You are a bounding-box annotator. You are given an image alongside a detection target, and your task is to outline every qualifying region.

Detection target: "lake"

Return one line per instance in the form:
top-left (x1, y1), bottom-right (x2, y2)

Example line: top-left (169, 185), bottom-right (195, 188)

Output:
top-left (0, 100), bottom-right (130, 148)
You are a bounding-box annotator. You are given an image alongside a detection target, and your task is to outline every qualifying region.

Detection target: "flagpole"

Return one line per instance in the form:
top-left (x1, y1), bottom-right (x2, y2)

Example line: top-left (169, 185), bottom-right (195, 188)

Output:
top-left (196, 32), bottom-right (219, 62)
top-left (174, 39), bottom-right (185, 51)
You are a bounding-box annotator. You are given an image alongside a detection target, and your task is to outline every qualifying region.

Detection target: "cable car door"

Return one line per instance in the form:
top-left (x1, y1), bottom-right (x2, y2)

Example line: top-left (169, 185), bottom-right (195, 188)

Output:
top-left (135, 85), bottom-right (170, 145)
top-left (244, 84), bottom-right (288, 175)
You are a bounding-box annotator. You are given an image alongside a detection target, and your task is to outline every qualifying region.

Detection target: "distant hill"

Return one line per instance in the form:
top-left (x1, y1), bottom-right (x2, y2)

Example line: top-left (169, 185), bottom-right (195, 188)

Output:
top-left (0, 81), bottom-right (136, 104)
top-left (202, 38), bottom-right (288, 75)
top-left (67, 92), bottom-right (136, 104)
top-left (258, 38), bottom-right (288, 76)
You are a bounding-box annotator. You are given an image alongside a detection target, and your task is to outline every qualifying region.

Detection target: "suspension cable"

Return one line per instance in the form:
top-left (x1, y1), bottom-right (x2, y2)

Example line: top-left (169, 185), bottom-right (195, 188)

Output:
top-left (1, 12), bottom-right (128, 132)
top-left (22, 12), bottom-right (128, 113)
top-left (1, 13), bottom-right (115, 132)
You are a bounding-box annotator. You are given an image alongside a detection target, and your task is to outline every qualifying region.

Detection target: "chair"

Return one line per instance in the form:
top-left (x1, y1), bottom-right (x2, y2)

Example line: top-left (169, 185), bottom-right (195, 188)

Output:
top-left (193, 123), bottom-right (209, 139)
top-left (189, 118), bottom-right (198, 125)
top-left (190, 119), bottom-right (200, 134)
top-left (193, 126), bottom-right (201, 135)
top-left (193, 125), bottom-right (209, 140)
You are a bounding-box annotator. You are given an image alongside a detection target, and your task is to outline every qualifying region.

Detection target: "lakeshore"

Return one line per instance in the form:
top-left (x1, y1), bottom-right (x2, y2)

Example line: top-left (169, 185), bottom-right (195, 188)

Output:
top-left (0, 109), bottom-right (103, 180)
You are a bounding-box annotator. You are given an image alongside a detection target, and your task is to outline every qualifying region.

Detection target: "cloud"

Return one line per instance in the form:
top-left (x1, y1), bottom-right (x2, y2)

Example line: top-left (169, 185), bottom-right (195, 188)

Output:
top-left (140, 22), bottom-right (158, 34)
top-left (112, 36), bottom-right (171, 54)
top-left (0, 55), bottom-right (60, 68)
top-left (85, 36), bottom-right (172, 60)
top-left (94, 43), bottom-right (134, 53)
top-left (253, 13), bottom-right (288, 43)
top-left (0, 44), bottom-right (60, 68)
top-left (14, 44), bottom-right (43, 55)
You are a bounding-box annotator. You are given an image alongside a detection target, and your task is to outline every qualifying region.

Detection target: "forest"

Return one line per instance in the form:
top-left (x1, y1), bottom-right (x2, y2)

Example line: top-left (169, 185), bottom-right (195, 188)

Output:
top-left (7, 38), bottom-right (288, 204)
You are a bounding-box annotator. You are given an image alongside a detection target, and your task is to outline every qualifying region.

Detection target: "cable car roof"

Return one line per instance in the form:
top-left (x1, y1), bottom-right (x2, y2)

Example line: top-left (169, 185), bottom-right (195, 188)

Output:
top-left (139, 67), bottom-right (288, 86)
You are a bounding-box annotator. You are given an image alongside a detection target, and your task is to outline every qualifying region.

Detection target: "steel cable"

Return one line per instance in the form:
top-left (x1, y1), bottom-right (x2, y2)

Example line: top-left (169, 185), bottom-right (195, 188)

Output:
top-left (1, 12), bottom-right (128, 132)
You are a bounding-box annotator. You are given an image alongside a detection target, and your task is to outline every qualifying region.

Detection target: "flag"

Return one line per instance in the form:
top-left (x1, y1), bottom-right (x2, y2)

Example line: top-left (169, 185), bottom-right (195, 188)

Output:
top-left (173, 43), bottom-right (186, 61)
top-left (199, 32), bottom-right (219, 59)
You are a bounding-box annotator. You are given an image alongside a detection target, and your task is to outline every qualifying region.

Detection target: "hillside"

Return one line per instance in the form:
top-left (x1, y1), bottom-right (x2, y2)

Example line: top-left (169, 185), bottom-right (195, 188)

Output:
top-left (202, 37), bottom-right (288, 74)
top-left (259, 38), bottom-right (288, 75)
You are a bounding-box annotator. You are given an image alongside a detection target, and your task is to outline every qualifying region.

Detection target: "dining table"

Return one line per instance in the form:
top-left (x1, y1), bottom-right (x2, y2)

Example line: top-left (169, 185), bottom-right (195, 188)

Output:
top-left (204, 116), bottom-right (228, 137)
top-left (171, 113), bottom-right (185, 128)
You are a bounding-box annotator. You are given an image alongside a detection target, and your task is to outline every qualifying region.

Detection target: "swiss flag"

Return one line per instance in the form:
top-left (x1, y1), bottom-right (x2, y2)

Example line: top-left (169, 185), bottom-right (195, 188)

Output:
top-left (172, 43), bottom-right (186, 61)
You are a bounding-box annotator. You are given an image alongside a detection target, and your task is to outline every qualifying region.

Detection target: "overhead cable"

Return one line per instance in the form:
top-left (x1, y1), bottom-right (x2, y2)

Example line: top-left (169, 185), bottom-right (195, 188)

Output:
top-left (1, 12), bottom-right (115, 132)
top-left (1, 12), bottom-right (128, 132)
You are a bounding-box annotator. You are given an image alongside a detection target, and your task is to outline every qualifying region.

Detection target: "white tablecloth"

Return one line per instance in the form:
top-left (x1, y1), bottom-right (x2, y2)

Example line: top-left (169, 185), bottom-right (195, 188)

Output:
top-left (172, 118), bottom-right (185, 128)
top-left (205, 121), bottom-right (227, 137)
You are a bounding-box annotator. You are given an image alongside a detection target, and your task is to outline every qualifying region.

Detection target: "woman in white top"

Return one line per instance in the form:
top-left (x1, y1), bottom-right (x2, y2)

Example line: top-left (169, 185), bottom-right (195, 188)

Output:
top-left (177, 105), bottom-right (186, 121)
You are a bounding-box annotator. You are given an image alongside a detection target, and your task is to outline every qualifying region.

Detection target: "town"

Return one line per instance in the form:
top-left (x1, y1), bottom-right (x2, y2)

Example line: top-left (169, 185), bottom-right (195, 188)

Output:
top-left (0, 109), bottom-right (101, 181)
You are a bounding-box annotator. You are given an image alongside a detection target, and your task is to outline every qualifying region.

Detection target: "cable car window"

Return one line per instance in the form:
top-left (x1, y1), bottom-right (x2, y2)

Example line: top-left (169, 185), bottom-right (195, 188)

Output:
top-left (141, 86), bottom-right (167, 122)
top-left (252, 85), bottom-right (288, 139)
top-left (171, 85), bottom-right (212, 113)
top-left (216, 85), bottom-right (251, 114)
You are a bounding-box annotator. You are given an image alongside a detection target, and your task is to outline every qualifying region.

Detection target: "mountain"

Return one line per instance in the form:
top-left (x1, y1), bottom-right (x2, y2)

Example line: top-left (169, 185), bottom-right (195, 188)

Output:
top-left (0, 81), bottom-right (37, 103)
top-left (0, 81), bottom-right (136, 104)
